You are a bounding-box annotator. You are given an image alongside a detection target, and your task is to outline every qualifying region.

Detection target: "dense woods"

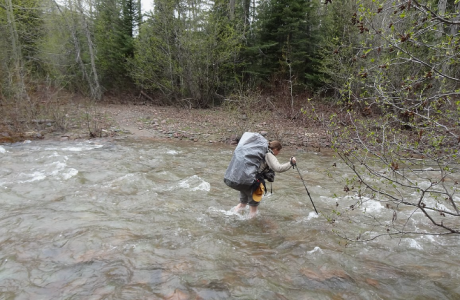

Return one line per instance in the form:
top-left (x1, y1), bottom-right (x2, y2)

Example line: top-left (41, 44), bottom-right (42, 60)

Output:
top-left (1, 0), bottom-right (459, 237)
top-left (1, 0), bottom-right (458, 106)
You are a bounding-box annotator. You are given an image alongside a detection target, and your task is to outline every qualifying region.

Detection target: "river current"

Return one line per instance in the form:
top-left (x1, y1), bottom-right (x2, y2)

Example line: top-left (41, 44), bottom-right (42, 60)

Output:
top-left (0, 138), bottom-right (458, 299)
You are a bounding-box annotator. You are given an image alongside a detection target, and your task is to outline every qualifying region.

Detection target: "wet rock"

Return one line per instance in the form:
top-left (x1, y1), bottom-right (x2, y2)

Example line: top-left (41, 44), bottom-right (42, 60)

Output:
top-left (228, 134), bottom-right (240, 145)
top-left (365, 278), bottom-right (379, 287)
top-left (300, 267), bottom-right (353, 282)
top-left (165, 289), bottom-right (189, 300)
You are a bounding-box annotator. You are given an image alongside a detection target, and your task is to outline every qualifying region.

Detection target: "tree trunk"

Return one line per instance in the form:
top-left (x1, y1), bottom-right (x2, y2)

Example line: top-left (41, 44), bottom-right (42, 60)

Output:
top-left (52, 0), bottom-right (101, 100)
top-left (3, 0), bottom-right (28, 102)
top-left (451, 2), bottom-right (460, 36)
top-left (229, 0), bottom-right (235, 20)
top-left (76, 0), bottom-right (102, 100)
top-left (436, 0), bottom-right (447, 38)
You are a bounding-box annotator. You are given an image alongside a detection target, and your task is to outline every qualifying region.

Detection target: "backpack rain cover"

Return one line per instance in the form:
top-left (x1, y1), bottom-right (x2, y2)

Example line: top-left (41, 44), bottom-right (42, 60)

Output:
top-left (224, 132), bottom-right (268, 191)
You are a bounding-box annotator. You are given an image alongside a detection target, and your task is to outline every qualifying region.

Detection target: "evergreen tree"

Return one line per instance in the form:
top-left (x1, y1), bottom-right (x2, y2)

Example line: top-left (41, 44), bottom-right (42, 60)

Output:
top-left (317, 0), bottom-right (360, 100)
top-left (243, 0), bottom-right (322, 89)
top-left (129, 0), bottom-right (242, 107)
top-left (129, 0), bottom-right (181, 103)
top-left (93, 0), bottom-right (140, 90)
top-left (12, 0), bottom-right (45, 75)
top-left (0, 0), bottom-right (45, 100)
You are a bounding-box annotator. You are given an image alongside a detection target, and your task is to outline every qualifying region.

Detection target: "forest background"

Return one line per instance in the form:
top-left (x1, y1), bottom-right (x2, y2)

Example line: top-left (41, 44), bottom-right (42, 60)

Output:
top-left (1, 0), bottom-right (459, 239)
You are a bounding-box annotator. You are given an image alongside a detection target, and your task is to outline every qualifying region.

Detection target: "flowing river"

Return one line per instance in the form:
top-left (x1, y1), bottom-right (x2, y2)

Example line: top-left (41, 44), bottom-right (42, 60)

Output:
top-left (0, 137), bottom-right (458, 299)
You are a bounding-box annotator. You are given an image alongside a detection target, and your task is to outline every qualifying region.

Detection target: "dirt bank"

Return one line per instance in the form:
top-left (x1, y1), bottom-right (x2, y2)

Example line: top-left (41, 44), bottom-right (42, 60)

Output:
top-left (1, 102), bottom-right (331, 151)
top-left (99, 103), bottom-right (330, 150)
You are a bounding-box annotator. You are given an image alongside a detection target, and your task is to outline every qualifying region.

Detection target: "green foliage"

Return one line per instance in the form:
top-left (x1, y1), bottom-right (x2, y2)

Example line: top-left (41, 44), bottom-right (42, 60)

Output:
top-left (38, 1), bottom-right (95, 96)
top-left (93, 0), bottom-right (139, 90)
top-left (0, 0), bottom-right (45, 99)
top-left (317, 0), bottom-right (360, 99)
top-left (128, 3), bottom-right (181, 105)
top-left (93, 0), bottom-right (124, 81)
top-left (37, 4), bottom-right (73, 87)
top-left (242, 0), bottom-right (324, 89)
top-left (12, 0), bottom-right (45, 75)
top-left (129, 0), bottom-right (243, 108)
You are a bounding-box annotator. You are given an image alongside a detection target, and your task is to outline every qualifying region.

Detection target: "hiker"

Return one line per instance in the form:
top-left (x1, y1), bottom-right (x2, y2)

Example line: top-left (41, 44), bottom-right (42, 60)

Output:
top-left (234, 140), bottom-right (296, 218)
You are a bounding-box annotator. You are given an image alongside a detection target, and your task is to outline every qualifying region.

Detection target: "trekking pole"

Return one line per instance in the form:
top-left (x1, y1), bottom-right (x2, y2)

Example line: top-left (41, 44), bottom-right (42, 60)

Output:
top-left (293, 163), bottom-right (318, 214)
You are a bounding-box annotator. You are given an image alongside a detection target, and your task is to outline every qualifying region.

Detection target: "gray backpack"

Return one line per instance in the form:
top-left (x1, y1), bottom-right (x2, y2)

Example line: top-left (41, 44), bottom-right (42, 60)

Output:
top-left (224, 132), bottom-right (268, 191)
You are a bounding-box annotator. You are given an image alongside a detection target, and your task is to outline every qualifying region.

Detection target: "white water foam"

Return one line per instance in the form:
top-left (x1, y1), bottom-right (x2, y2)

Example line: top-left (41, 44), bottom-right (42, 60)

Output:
top-left (307, 211), bottom-right (319, 220)
top-left (417, 180), bottom-right (435, 190)
top-left (47, 160), bottom-right (78, 181)
top-left (361, 199), bottom-right (385, 213)
top-left (307, 246), bottom-right (324, 254)
top-left (177, 175), bottom-right (210, 192)
top-left (0, 146), bottom-right (6, 154)
top-left (45, 142), bottom-right (103, 152)
top-left (297, 210), bottom-right (320, 223)
top-left (17, 171), bottom-right (47, 183)
top-left (62, 168), bottom-right (78, 180)
top-left (205, 206), bottom-right (252, 220)
top-left (406, 238), bottom-right (423, 250)
top-left (15, 158), bottom-right (78, 184)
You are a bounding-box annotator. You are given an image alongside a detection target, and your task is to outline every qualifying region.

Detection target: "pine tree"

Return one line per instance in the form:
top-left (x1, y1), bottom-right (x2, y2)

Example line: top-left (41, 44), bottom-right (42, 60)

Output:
top-left (93, 0), bottom-right (140, 90)
top-left (129, 0), bottom-right (242, 107)
top-left (243, 0), bottom-right (322, 88)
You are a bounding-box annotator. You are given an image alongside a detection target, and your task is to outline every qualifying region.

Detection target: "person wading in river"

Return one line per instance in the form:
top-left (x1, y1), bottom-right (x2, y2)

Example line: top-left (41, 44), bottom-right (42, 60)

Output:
top-left (234, 140), bottom-right (296, 218)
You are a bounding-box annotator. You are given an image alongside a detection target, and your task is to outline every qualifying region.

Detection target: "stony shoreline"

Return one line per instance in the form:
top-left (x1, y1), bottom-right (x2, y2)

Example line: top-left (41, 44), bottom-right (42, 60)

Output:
top-left (97, 104), bottom-right (332, 151)
top-left (2, 103), bottom-right (332, 151)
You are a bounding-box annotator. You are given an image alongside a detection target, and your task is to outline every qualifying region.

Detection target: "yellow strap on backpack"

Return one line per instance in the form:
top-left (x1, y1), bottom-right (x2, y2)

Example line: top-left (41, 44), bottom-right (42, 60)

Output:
top-left (252, 183), bottom-right (265, 202)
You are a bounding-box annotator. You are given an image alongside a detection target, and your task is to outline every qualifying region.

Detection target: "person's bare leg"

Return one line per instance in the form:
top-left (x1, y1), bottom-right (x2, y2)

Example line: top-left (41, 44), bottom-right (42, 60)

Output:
top-left (248, 206), bottom-right (258, 218)
top-left (235, 203), bottom-right (246, 212)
